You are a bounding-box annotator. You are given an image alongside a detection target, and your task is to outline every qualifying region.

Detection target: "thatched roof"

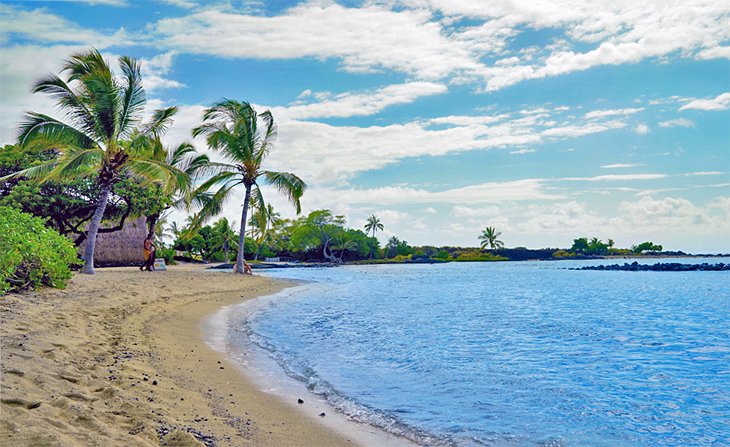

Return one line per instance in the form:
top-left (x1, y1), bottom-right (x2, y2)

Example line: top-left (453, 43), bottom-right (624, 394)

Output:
top-left (79, 217), bottom-right (148, 267)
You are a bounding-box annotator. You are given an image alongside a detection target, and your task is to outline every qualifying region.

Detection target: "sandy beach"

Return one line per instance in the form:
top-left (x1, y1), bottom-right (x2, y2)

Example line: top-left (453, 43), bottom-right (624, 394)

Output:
top-left (0, 264), bottom-right (364, 446)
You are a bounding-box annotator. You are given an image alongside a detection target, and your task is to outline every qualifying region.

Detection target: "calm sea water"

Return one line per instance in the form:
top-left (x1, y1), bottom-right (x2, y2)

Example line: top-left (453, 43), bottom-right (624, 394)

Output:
top-left (221, 259), bottom-right (730, 446)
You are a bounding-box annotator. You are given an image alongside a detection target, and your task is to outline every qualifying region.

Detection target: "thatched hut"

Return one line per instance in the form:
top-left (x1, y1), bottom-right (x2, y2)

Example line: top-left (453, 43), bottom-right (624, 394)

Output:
top-left (79, 217), bottom-right (148, 267)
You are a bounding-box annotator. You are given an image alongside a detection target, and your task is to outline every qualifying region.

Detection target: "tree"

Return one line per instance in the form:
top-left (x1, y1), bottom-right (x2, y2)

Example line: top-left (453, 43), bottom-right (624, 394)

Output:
top-left (479, 226), bottom-right (504, 250)
top-left (289, 210), bottom-right (345, 263)
top-left (249, 203), bottom-right (282, 260)
top-left (1, 144), bottom-right (163, 246)
top-left (632, 241), bottom-right (663, 253)
top-left (0, 49), bottom-right (186, 274)
top-left (140, 137), bottom-right (209, 240)
top-left (212, 217), bottom-right (236, 263)
top-left (387, 236), bottom-right (401, 258)
top-left (364, 214), bottom-right (384, 259)
top-left (190, 100), bottom-right (306, 274)
top-left (570, 237), bottom-right (589, 253)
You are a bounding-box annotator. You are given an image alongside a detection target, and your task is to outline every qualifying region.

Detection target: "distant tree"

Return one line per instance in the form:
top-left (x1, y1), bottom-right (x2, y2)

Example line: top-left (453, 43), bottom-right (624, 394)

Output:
top-left (212, 218), bottom-right (236, 263)
top-left (364, 214), bottom-right (384, 259)
top-left (632, 241), bottom-right (663, 253)
top-left (570, 237), bottom-right (589, 253)
top-left (479, 226), bottom-right (504, 250)
top-left (190, 100), bottom-right (306, 273)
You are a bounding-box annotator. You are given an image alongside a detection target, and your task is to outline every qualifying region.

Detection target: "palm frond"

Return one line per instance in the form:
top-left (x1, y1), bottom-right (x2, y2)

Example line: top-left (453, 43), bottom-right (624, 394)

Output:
top-left (141, 107), bottom-right (178, 139)
top-left (123, 157), bottom-right (190, 194)
top-left (262, 170), bottom-right (306, 214)
top-left (185, 181), bottom-right (241, 236)
top-left (118, 55), bottom-right (146, 137)
top-left (17, 112), bottom-right (96, 149)
top-left (44, 147), bottom-right (104, 182)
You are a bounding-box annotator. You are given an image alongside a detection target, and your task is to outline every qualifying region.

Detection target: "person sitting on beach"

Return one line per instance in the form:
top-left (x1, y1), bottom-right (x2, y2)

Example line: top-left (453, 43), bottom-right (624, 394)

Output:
top-left (243, 260), bottom-right (253, 275)
top-left (140, 236), bottom-right (157, 271)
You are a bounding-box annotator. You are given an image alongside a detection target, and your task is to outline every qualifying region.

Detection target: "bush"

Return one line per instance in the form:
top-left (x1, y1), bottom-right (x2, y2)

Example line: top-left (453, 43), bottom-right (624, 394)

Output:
top-left (157, 247), bottom-right (177, 265)
top-left (0, 206), bottom-right (80, 294)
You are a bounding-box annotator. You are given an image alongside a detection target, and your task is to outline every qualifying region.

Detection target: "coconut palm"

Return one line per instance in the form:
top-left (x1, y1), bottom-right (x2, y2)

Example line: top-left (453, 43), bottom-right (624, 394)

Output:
top-left (1, 49), bottom-right (186, 274)
top-left (363, 214), bottom-right (384, 259)
top-left (249, 203), bottom-right (282, 260)
top-left (387, 236), bottom-right (401, 258)
top-left (141, 137), bottom-right (210, 239)
top-left (190, 100), bottom-right (306, 274)
top-left (212, 217), bottom-right (236, 264)
top-left (479, 226), bottom-right (504, 251)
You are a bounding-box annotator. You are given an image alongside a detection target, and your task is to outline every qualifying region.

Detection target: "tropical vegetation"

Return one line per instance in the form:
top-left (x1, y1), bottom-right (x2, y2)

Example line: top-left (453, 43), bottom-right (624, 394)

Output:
top-left (0, 207), bottom-right (80, 294)
top-left (0, 49), bottom-right (188, 274)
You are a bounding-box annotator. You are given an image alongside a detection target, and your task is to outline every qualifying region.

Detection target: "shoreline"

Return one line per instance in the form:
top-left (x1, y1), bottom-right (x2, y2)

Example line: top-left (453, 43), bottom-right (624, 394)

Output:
top-left (0, 264), bottom-right (365, 446)
top-left (201, 282), bottom-right (417, 447)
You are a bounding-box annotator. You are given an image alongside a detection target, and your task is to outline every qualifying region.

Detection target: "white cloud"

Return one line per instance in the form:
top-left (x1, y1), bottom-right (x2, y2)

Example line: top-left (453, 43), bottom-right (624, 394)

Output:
top-left (584, 107), bottom-right (643, 119)
top-left (683, 171), bottom-right (724, 176)
top-left (679, 92), bottom-right (730, 111)
top-left (152, 3), bottom-right (482, 80)
top-left (510, 148), bottom-right (536, 154)
top-left (601, 163), bottom-right (642, 169)
top-left (658, 118), bottom-right (695, 128)
top-left (634, 123), bottom-right (649, 134)
top-left (146, 2), bottom-right (730, 92)
top-left (561, 173), bottom-right (667, 182)
top-left (140, 51), bottom-right (186, 91)
top-left (272, 81), bottom-right (447, 120)
top-left (0, 3), bottom-right (126, 46)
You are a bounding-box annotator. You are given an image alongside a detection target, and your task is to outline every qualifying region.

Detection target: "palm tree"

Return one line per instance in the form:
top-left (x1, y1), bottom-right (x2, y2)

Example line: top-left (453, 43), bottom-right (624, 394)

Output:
top-left (249, 203), bottom-right (282, 260)
top-left (363, 214), bottom-right (384, 259)
top-left (212, 218), bottom-right (236, 263)
top-left (479, 226), bottom-right (504, 251)
top-left (387, 236), bottom-right (401, 258)
top-left (1, 49), bottom-right (186, 274)
top-left (190, 100), bottom-right (306, 274)
top-left (142, 137), bottom-right (210, 239)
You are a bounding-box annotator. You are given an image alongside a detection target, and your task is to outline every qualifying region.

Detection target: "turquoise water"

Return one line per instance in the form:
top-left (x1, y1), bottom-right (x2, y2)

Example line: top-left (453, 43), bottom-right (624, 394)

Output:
top-left (228, 259), bottom-right (730, 446)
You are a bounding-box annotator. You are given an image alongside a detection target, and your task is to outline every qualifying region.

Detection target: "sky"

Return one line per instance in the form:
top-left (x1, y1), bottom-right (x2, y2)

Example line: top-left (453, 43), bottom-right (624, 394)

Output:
top-left (1, 0), bottom-right (729, 252)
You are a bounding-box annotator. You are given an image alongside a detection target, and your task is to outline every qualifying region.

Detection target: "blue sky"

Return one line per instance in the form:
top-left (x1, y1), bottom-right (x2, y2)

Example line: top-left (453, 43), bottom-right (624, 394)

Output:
top-left (1, 0), bottom-right (729, 252)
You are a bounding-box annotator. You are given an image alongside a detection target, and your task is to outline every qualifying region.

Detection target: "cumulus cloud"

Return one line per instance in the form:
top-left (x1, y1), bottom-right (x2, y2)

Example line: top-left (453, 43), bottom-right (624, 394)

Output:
top-left (145, 1), bottom-right (730, 92)
top-left (679, 92), bottom-right (730, 111)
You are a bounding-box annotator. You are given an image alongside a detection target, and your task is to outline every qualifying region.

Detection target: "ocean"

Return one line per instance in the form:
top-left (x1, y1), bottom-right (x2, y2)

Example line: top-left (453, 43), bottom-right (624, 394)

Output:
top-left (210, 258), bottom-right (730, 446)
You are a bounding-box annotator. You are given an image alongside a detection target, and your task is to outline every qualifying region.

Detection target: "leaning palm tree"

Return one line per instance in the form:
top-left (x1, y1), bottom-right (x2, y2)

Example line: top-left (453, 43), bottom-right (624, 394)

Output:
top-left (190, 100), bottom-right (306, 274)
top-left (0, 49), bottom-right (186, 274)
top-left (364, 214), bottom-right (384, 259)
top-left (479, 226), bottom-right (504, 251)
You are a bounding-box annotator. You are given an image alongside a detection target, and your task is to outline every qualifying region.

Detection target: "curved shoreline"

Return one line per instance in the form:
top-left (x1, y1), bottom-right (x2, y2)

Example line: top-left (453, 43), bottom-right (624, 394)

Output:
top-left (0, 264), bottom-right (354, 446)
top-left (202, 279), bottom-right (417, 447)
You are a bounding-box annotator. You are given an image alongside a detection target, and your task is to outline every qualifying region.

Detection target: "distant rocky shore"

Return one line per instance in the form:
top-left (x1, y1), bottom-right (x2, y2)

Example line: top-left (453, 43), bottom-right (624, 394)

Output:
top-left (573, 262), bottom-right (730, 272)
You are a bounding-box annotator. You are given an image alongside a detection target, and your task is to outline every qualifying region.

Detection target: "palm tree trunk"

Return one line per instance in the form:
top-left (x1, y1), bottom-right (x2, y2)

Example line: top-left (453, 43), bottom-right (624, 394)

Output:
top-left (82, 184), bottom-right (112, 274)
top-left (234, 185), bottom-right (252, 274)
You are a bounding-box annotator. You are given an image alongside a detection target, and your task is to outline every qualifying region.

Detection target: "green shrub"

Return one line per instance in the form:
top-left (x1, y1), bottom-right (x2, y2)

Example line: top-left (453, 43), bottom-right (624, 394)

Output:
top-left (453, 252), bottom-right (507, 262)
top-left (0, 206), bottom-right (80, 294)
top-left (552, 250), bottom-right (575, 258)
top-left (157, 247), bottom-right (177, 265)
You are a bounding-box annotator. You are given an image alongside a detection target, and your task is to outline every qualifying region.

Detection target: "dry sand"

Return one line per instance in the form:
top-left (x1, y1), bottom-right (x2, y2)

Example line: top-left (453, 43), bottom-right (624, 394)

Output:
top-left (0, 264), bottom-right (379, 446)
